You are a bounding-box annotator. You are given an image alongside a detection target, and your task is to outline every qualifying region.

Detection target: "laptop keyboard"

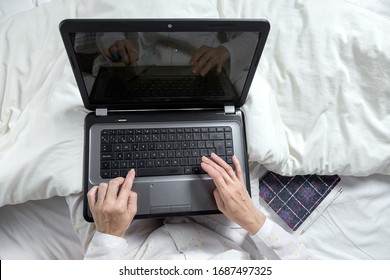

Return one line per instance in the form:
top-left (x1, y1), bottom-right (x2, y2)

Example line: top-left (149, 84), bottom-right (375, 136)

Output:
top-left (100, 126), bottom-right (234, 178)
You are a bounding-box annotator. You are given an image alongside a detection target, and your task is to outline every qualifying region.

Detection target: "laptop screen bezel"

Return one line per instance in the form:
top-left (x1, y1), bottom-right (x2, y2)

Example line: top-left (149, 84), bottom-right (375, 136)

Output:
top-left (60, 19), bottom-right (270, 111)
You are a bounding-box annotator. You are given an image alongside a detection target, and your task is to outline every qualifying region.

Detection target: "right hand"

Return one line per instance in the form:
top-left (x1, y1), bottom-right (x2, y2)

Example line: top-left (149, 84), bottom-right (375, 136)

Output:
top-left (103, 39), bottom-right (139, 66)
top-left (201, 153), bottom-right (266, 235)
top-left (87, 169), bottom-right (138, 238)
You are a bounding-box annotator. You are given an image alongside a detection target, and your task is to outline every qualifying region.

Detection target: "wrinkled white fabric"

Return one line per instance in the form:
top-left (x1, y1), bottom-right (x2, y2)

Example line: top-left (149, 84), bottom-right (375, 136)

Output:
top-left (1, 0), bottom-right (389, 207)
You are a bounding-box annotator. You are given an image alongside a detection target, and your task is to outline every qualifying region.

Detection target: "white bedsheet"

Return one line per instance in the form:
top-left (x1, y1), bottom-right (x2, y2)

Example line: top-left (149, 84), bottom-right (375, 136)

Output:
top-left (0, 0), bottom-right (389, 207)
top-left (1, 167), bottom-right (388, 259)
top-left (1, 0), bottom-right (389, 261)
top-left (0, 196), bottom-right (83, 259)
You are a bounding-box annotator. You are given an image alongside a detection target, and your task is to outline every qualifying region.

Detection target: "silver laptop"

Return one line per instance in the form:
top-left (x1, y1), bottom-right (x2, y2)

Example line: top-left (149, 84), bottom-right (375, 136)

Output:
top-left (60, 19), bottom-right (270, 222)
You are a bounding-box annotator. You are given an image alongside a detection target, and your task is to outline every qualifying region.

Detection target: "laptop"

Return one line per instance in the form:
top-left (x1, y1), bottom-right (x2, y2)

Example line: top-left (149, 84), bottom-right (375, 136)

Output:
top-left (60, 19), bottom-right (270, 222)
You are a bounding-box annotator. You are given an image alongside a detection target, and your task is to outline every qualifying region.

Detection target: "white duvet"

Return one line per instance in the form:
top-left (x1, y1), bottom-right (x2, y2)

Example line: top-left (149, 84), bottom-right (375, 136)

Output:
top-left (0, 0), bottom-right (389, 207)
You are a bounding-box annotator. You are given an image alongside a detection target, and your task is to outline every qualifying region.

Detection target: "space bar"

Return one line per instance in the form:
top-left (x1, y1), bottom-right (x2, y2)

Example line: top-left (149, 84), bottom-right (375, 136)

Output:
top-left (136, 167), bottom-right (184, 177)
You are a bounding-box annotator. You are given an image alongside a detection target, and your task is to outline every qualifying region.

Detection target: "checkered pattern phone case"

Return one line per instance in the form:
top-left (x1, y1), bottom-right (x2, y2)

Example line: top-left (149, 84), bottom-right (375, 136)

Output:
top-left (259, 171), bottom-right (341, 231)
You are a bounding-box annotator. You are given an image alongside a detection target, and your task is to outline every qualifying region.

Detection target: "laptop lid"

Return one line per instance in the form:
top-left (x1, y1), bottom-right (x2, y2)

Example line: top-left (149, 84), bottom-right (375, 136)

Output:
top-left (60, 19), bottom-right (270, 111)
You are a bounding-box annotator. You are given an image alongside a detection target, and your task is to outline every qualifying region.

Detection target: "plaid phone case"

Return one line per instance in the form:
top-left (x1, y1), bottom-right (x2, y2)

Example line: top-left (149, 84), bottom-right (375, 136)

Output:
top-left (259, 171), bottom-right (341, 231)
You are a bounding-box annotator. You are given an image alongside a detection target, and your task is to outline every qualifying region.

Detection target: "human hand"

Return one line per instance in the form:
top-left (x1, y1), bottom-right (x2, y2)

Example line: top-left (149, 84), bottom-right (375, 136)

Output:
top-left (103, 39), bottom-right (139, 66)
top-left (87, 169), bottom-right (138, 238)
top-left (190, 45), bottom-right (230, 76)
top-left (201, 153), bottom-right (266, 235)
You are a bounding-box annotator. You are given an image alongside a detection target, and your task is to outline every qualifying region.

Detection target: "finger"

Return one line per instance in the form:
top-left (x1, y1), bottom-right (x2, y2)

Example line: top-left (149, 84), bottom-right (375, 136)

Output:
top-left (119, 169), bottom-right (135, 201)
top-left (103, 48), bottom-right (114, 60)
top-left (127, 191), bottom-right (138, 215)
top-left (196, 52), bottom-right (214, 75)
top-left (106, 177), bottom-right (125, 201)
top-left (191, 46), bottom-right (209, 73)
top-left (232, 155), bottom-right (244, 183)
top-left (124, 41), bottom-right (139, 65)
top-left (216, 62), bottom-right (223, 73)
top-left (97, 182), bottom-right (108, 203)
top-left (87, 185), bottom-right (99, 210)
top-left (114, 40), bottom-right (129, 64)
top-left (202, 156), bottom-right (235, 185)
top-left (199, 58), bottom-right (218, 76)
top-left (201, 162), bottom-right (227, 190)
top-left (190, 45), bottom-right (209, 65)
top-left (209, 153), bottom-right (237, 181)
top-left (108, 45), bottom-right (119, 60)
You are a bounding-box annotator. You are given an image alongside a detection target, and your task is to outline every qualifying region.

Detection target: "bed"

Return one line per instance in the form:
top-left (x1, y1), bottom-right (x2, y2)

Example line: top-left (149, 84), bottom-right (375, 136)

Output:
top-left (1, 0), bottom-right (389, 259)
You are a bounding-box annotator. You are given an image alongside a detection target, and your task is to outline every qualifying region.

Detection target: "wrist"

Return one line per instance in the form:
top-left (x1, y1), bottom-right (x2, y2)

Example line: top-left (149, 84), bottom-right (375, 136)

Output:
top-left (97, 226), bottom-right (126, 238)
top-left (246, 212), bottom-right (266, 235)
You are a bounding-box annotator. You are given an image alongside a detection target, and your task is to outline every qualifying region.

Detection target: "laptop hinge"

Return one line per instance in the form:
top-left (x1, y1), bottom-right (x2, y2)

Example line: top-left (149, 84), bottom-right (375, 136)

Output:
top-left (95, 108), bottom-right (108, 117)
top-left (224, 105), bottom-right (235, 114)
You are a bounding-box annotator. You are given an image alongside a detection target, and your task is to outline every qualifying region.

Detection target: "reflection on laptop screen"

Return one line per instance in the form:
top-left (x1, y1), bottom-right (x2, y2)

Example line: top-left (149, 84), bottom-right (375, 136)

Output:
top-left (71, 32), bottom-right (260, 104)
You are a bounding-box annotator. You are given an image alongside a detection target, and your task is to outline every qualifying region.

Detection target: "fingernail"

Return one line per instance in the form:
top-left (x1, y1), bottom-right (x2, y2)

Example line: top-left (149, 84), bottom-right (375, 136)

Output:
top-left (130, 169), bottom-right (135, 174)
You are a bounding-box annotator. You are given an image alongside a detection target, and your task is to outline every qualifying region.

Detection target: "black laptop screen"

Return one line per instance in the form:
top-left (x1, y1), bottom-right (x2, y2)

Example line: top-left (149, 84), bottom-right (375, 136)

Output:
top-left (70, 31), bottom-right (260, 107)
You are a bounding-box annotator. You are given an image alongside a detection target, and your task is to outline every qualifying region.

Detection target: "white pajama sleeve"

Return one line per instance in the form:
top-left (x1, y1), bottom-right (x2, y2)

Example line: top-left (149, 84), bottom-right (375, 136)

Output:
top-left (84, 232), bottom-right (128, 260)
top-left (250, 218), bottom-right (313, 260)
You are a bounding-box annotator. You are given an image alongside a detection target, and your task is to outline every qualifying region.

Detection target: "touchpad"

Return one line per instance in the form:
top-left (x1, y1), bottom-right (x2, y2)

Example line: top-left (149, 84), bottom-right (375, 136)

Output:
top-left (150, 182), bottom-right (191, 207)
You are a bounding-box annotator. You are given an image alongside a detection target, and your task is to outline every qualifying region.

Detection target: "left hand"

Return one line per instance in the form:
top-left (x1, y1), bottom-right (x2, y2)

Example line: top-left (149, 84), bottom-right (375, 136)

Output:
top-left (87, 170), bottom-right (138, 238)
top-left (190, 45), bottom-right (230, 76)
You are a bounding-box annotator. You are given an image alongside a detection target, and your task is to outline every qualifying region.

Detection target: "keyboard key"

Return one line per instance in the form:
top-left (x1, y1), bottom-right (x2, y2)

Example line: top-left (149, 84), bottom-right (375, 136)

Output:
top-left (101, 144), bottom-right (112, 152)
top-left (185, 167), bottom-right (192, 174)
top-left (108, 130), bottom-right (117, 135)
top-left (225, 140), bottom-right (233, 148)
top-left (112, 161), bottom-right (120, 169)
top-left (214, 141), bottom-right (225, 155)
top-left (137, 167), bottom-right (184, 177)
top-left (101, 136), bottom-right (109, 144)
top-left (193, 167), bottom-right (206, 174)
top-left (101, 161), bottom-right (110, 169)
top-left (109, 136), bottom-right (118, 143)
top-left (226, 148), bottom-right (234, 156)
top-left (101, 170), bottom-right (110, 178)
top-left (101, 152), bottom-right (114, 160)
top-left (224, 126), bottom-right (232, 132)
top-left (210, 133), bottom-right (224, 140)
top-left (113, 144), bottom-right (121, 152)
